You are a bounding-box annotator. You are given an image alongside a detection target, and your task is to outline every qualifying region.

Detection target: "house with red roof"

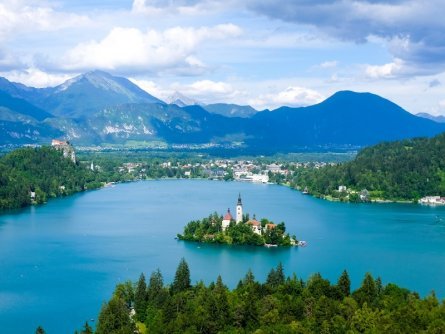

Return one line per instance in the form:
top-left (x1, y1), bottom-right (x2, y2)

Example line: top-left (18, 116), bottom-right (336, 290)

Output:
top-left (247, 215), bottom-right (262, 235)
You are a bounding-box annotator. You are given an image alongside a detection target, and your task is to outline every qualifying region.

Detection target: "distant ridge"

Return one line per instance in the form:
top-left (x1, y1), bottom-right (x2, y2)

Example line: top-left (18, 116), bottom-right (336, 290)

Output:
top-left (416, 112), bottom-right (445, 123)
top-left (0, 74), bottom-right (444, 152)
top-left (202, 103), bottom-right (258, 118)
top-left (248, 91), bottom-right (445, 150)
top-left (167, 91), bottom-right (200, 107)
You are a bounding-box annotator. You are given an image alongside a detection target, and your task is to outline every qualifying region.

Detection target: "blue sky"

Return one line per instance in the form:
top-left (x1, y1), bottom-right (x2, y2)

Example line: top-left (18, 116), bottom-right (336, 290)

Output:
top-left (1, 0), bottom-right (444, 114)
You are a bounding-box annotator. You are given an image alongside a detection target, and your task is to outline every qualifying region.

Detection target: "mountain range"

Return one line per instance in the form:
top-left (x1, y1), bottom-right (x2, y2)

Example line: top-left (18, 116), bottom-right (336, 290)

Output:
top-left (1, 70), bottom-right (445, 153)
top-left (416, 112), bottom-right (445, 123)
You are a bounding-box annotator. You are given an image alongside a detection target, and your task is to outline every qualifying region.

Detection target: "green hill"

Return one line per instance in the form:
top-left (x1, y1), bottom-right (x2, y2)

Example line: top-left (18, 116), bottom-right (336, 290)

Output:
top-left (0, 146), bottom-right (102, 210)
top-left (294, 132), bottom-right (445, 201)
top-left (87, 259), bottom-right (445, 334)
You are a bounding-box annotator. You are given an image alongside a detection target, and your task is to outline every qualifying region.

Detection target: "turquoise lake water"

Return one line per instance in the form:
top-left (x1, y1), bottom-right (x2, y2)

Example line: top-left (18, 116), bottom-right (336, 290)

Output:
top-left (0, 179), bottom-right (445, 333)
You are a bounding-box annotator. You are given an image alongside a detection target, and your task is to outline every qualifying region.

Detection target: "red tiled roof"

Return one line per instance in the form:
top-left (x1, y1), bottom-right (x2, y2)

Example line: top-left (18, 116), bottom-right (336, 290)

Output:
top-left (266, 223), bottom-right (276, 229)
top-left (247, 219), bottom-right (260, 226)
top-left (223, 209), bottom-right (232, 221)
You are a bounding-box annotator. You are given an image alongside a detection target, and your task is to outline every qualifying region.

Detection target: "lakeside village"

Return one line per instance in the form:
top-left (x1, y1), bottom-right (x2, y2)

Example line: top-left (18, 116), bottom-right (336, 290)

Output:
top-left (177, 194), bottom-right (306, 247)
top-left (28, 140), bottom-right (445, 206)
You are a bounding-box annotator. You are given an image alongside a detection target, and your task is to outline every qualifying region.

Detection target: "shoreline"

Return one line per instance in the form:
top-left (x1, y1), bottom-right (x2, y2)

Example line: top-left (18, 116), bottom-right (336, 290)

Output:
top-left (1, 175), bottom-right (434, 217)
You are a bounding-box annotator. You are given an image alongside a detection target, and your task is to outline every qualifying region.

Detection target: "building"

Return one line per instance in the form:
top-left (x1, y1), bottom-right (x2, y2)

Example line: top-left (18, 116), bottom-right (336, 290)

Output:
top-left (419, 196), bottom-right (445, 205)
top-left (236, 193), bottom-right (243, 223)
top-left (338, 185), bottom-right (347, 192)
top-left (222, 208), bottom-right (233, 231)
top-left (360, 189), bottom-right (370, 201)
top-left (247, 215), bottom-right (262, 235)
top-left (51, 139), bottom-right (76, 163)
top-left (265, 223), bottom-right (276, 231)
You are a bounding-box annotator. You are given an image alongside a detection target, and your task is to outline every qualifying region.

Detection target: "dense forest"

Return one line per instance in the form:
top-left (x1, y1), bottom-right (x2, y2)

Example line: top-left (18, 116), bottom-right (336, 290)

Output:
top-left (66, 259), bottom-right (445, 334)
top-left (292, 132), bottom-right (445, 201)
top-left (178, 213), bottom-right (296, 246)
top-left (0, 147), bottom-right (104, 210)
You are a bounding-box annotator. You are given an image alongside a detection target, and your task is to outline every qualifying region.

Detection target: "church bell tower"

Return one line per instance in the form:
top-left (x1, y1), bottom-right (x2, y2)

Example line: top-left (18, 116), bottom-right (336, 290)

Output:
top-left (236, 193), bottom-right (243, 223)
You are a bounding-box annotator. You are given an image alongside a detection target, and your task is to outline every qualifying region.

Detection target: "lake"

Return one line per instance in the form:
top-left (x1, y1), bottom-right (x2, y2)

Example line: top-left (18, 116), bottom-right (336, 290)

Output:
top-left (0, 179), bottom-right (444, 333)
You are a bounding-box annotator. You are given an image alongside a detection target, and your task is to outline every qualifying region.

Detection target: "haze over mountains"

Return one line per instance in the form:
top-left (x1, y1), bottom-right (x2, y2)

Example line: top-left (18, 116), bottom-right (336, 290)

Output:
top-left (1, 70), bottom-right (444, 153)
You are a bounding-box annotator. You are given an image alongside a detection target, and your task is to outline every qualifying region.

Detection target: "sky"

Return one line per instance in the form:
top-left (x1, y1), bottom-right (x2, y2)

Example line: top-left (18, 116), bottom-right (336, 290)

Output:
top-left (0, 0), bottom-right (444, 114)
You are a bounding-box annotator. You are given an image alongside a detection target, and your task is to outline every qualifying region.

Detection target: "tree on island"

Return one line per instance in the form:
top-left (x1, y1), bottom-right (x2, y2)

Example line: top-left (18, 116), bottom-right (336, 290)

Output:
top-left (178, 213), bottom-right (297, 247)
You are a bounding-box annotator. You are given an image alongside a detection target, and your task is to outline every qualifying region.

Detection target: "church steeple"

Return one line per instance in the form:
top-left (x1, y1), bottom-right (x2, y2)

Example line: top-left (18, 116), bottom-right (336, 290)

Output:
top-left (236, 193), bottom-right (243, 223)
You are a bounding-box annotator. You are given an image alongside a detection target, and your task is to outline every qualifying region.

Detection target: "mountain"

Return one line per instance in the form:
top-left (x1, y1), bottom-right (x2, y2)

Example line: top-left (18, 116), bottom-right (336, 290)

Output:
top-left (0, 91), bottom-right (53, 121)
top-left (167, 91), bottom-right (200, 107)
top-left (1, 72), bottom-right (445, 152)
top-left (0, 90), bottom-right (61, 144)
top-left (36, 71), bottom-right (164, 118)
top-left (202, 103), bottom-right (259, 118)
top-left (0, 77), bottom-right (47, 103)
top-left (416, 112), bottom-right (445, 123)
top-left (248, 91), bottom-right (445, 151)
top-left (50, 103), bottom-right (249, 145)
top-left (0, 118), bottom-right (62, 145)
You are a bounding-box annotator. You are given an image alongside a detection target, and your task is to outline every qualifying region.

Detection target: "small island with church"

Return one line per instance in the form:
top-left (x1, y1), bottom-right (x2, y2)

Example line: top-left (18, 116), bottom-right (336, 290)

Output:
top-left (177, 194), bottom-right (302, 247)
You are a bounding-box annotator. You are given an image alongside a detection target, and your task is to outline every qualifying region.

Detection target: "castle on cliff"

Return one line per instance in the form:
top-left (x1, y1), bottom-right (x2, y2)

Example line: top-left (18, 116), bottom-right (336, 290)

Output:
top-left (51, 139), bottom-right (76, 163)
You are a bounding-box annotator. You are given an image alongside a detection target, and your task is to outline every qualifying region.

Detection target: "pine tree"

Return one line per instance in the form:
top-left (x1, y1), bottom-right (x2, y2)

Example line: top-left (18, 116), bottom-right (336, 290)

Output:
top-left (353, 272), bottom-right (377, 306)
top-left (80, 321), bottom-right (93, 334)
top-left (148, 269), bottom-right (165, 308)
top-left (134, 273), bottom-right (147, 321)
top-left (266, 263), bottom-right (285, 289)
top-left (243, 269), bottom-right (255, 286)
top-left (337, 270), bottom-right (351, 297)
top-left (275, 262), bottom-right (285, 286)
top-left (35, 326), bottom-right (45, 334)
top-left (214, 275), bottom-right (230, 328)
top-left (171, 258), bottom-right (191, 294)
top-left (96, 296), bottom-right (135, 334)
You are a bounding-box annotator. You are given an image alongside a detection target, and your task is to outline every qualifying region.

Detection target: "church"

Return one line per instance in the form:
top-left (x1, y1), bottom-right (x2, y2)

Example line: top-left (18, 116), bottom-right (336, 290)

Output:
top-left (222, 194), bottom-right (269, 235)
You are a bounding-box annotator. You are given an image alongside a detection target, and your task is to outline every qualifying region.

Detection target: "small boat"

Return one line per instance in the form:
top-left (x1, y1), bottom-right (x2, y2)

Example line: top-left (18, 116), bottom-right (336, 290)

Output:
top-left (298, 240), bottom-right (307, 247)
top-left (302, 187), bottom-right (309, 194)
top-left (265, 243), bottom-right (278, 248)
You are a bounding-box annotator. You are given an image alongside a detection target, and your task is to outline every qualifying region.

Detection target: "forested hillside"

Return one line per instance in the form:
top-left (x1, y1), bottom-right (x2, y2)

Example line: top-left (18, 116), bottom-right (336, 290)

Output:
top-left (0, 147), bottom-right (102, 210)
top-left (294, 132), bottom-right (445, 201)
top-left (87, 259), bottom-right (445, 334)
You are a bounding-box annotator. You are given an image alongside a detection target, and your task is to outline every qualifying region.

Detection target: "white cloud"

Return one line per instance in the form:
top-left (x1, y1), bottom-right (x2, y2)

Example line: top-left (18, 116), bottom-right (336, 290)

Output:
top-left (59, 24), bottom-right (242, 74)
top-left (0, 0), bottom-right (90, 40)
top-left (129, 78), bottom-right (167, 99)
top-left (129, 78), bottom-right (241, 104)
top-left (131, 0), bottom-right (232, 16)
top-left (365, 58), bottom-right (405, 79)
top-left (1, 68), bottom-right (72, 87)
top-left (172, 80), bottom-right (240, 103)
top-left (319, 60), bottom-right (338, 69)
top-left (249, 86), bottom-right (324, 110)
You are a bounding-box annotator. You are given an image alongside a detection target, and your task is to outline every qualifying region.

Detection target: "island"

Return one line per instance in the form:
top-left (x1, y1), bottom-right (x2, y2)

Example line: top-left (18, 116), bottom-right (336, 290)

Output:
top-left (177, 194), bottom-right (300, 247)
